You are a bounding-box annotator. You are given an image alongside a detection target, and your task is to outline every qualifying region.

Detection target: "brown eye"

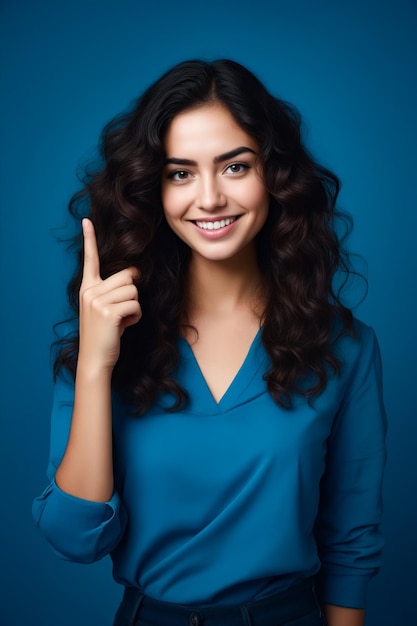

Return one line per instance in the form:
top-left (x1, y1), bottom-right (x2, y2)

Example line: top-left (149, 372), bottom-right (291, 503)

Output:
top-left (168, 170), bottom-right (190, 181)
top-left (225, 163), bottom-right (249, 174)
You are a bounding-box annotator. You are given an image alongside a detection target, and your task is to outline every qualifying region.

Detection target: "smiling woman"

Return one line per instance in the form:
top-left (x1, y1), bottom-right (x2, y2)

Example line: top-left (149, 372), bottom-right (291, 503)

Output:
top-left (32, 59), bottom-right (386, 626)
top-left (161, 104), bottom-right (269, 261)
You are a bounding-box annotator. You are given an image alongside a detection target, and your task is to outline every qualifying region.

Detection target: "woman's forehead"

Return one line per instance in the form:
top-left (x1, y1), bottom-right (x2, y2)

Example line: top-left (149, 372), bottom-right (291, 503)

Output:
top-left (164, 103), bottom-right (259, 158)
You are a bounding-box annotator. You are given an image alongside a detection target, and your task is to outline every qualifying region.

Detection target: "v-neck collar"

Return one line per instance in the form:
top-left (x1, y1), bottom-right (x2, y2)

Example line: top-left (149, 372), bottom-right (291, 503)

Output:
top-left (177, 327), bottom-right (269, 415)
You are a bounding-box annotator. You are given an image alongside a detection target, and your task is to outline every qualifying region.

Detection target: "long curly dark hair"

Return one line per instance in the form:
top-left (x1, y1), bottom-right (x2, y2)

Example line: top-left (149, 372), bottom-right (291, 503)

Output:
top-left (54, 58), bottom-right (355, 413)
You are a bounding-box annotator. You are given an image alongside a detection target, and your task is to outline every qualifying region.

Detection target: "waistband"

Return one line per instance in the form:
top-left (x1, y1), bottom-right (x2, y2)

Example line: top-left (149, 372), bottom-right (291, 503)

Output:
top-left (115, 578), bottom-right (321, 626)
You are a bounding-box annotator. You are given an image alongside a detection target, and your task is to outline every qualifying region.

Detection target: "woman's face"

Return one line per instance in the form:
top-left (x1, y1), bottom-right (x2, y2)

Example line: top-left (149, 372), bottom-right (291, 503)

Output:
top-left (161, 103), bottom-right (269, 263)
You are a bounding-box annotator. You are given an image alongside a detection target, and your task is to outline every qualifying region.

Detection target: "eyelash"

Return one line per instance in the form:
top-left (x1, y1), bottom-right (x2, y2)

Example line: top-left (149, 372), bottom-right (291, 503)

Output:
top-left (224, 162), bottom-right (250, 175)
top-left (167, 170), bottom-right (191, 181)
top-left (167, 162), bottom-right (250, 182)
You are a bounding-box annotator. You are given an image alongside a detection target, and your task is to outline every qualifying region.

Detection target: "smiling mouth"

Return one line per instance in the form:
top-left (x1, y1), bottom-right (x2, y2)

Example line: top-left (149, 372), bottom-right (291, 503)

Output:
top-left (193, 216), bottom-right (240, 231)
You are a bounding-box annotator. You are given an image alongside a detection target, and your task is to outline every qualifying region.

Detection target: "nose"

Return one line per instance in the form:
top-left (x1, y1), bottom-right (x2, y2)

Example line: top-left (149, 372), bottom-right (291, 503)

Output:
top-left (196, 174), bottom-right (227, 211)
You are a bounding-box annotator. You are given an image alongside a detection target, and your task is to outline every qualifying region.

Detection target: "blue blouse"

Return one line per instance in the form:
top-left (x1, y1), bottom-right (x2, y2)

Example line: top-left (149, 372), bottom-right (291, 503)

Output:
top-left (32, 319), bottom-right (387, 609)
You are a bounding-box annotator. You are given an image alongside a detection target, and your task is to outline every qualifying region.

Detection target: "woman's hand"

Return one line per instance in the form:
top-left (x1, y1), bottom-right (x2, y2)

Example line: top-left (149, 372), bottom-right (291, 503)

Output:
top-left (78, 218), bottom-right (141, 373)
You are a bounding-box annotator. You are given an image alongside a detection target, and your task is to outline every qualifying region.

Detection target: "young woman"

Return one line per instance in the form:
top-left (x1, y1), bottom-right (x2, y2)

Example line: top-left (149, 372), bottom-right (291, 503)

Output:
top-left (33, 59), bottom-right (387, 626)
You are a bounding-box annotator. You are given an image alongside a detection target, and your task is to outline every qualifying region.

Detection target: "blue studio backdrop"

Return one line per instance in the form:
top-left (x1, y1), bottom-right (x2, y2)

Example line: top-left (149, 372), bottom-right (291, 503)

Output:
top-left (1, 1), bottom-right (416, 625)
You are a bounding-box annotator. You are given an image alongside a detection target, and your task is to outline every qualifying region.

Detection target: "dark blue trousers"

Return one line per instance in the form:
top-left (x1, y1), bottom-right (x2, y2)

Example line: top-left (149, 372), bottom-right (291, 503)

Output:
top-left (113, 579), bottom-right (327, 626)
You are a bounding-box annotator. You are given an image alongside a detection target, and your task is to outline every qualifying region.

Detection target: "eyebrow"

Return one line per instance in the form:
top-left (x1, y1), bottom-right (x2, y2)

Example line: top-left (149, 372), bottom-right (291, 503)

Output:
top-left (165, 146), bottom-right (257, 167)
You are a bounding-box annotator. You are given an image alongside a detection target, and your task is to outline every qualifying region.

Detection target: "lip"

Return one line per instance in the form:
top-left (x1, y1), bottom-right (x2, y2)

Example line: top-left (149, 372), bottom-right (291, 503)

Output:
top-left (190, 215), bottom-right (241, 239)
top-left (189, 215), bottom-right (240, 223)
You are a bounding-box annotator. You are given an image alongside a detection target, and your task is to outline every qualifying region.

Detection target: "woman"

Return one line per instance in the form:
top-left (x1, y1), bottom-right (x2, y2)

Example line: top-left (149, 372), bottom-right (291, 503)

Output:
top-left (33, 59), bottom-right (387, 626)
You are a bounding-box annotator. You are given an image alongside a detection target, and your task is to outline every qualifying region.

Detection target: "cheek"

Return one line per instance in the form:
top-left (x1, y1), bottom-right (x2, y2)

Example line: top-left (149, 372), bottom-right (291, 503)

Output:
top-left (161, 188), bottom-right (179, 221)
top-left (249, 187), bottom-right (270, 221)
top-left (161, 184), bottom-right (193, 220)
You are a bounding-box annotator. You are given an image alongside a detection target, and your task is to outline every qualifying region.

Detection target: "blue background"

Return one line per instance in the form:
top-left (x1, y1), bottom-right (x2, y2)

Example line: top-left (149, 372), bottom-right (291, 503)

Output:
top-left (1, 1), bottom-right (416, 624)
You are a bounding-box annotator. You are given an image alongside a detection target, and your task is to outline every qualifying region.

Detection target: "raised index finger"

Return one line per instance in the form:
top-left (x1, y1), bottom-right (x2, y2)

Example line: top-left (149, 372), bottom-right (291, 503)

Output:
top-left (82, 218), bottom-right (101, 285)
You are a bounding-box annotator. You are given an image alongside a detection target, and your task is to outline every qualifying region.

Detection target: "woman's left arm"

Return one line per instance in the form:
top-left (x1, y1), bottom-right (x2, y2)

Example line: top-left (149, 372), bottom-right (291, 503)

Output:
top-left (314, 323), bottom-right (387, 611)
top-left (324, 605), bottom-right (365, 626)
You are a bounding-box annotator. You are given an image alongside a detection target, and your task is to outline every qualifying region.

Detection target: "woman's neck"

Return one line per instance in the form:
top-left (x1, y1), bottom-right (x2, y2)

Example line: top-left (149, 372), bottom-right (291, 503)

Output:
top-left (184, 245), bottom-right (265, 319)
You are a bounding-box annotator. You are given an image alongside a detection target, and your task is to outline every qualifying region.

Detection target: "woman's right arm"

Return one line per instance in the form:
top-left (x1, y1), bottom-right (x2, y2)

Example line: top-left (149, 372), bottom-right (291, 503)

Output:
top-left (55, 218), bottom-right (141, 502)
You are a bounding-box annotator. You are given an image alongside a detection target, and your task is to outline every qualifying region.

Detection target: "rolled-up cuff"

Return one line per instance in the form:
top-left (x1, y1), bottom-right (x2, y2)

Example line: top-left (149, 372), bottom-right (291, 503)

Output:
top-left (32, 479), bottom-right (126, 563)
top-left (320, 572), bottom-right (375, 608)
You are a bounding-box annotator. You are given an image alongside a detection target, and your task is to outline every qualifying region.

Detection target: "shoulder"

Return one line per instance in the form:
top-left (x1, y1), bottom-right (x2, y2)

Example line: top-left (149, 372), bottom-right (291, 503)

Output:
top-left (324, 317), bottom-right (385, 414)
top-left (331, 316), bottom-right (380, 365)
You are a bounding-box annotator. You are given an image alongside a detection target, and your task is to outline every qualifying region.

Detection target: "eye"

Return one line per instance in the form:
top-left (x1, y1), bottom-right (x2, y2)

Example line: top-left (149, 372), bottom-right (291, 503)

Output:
top-left (224, 163), bottom-right (249, 175)
top-left (167, 170), bottom-right (191, 181)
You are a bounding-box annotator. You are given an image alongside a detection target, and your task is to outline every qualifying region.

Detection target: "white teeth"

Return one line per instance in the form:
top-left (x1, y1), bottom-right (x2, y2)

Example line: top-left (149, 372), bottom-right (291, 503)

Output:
top-left (195, 217), bottom-right (236, 230)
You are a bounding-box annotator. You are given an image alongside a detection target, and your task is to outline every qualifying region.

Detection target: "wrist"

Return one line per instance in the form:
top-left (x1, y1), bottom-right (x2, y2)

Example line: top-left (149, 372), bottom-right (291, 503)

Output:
top-left (76, 355), bottom-right (114, 383)
top-left (323, 604), bottom-right (365, 626)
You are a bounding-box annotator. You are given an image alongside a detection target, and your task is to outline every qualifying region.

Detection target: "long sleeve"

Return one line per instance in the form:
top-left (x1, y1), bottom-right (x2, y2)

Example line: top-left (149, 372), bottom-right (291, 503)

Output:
top-left (314, 325), bottom-right (387, 608)
top-left (32, 374), bottom-right (127, 563)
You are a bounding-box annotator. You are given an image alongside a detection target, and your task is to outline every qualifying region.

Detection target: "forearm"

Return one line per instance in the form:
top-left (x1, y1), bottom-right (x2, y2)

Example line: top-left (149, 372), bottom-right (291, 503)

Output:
top-left (323, 604), bottom-right (365, 626)
top-left (55, 361), bottom-right (114, 502)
